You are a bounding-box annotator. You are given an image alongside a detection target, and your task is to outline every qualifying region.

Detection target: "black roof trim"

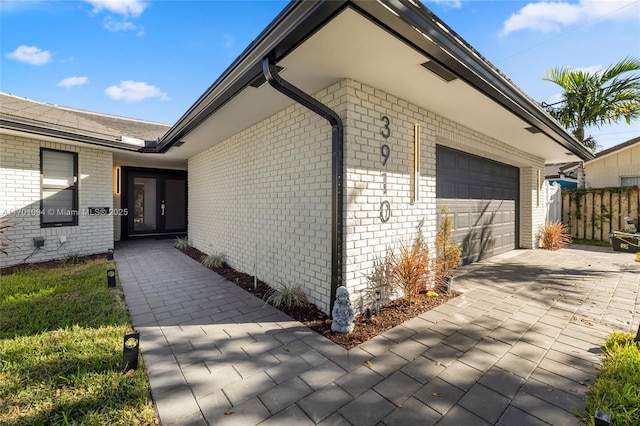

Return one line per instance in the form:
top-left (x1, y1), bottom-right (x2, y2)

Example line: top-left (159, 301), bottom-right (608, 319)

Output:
top-left (155, 0), bottom-right (347, 153)
top-left (156, 0), bottom-right (594, 161)
top-left (1, 119), bottom-right (143, 152)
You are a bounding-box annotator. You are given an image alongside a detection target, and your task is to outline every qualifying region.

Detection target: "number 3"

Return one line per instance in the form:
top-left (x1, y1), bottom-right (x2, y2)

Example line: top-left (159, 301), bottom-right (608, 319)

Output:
top-left (380, 116), bottom-right (391, 139)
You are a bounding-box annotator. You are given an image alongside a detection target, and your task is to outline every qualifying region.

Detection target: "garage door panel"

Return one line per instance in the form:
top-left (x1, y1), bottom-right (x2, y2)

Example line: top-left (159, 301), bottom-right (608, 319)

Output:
top-left (436, 145), bottom-right (519, 264)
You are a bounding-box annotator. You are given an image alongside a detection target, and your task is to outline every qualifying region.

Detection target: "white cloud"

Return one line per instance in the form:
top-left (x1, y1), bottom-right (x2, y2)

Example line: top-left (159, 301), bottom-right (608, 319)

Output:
top-left (501, 0), bottom-right (640, 36)
top-left (427, 0), bottom-right (462, 8)
top-left (572, 64), bottom-right (604, 74)
top-left (104, 80), bottom-right (168, 102)
top-left (103, 17), bottom-right (143, 34)
top-left (84, 0), bottom-right (147, 18)
top-left (58, 76), bottom-right (89, 88)
top-left (6, 45), bottom-right (51, 65)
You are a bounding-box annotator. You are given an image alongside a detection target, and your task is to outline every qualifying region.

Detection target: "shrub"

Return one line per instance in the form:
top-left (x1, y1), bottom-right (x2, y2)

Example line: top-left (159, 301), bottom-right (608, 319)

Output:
top-left (174, 236), bottom-right (190, 250)
top-left (201, 252), bottom-right (225, 268)
top-left (434, 207), bottom-right (461, 281)
top-left (264, 281), bottom-right (308, 309)
top-left (583, 332), bottom-right (640, 425)
top-left (63, 253), bottom-right (82, 264)
top-left (363, 252), bottom-right (394, 310)
top-left (388, 233), bottom-right (431, 302)
top-left (0, 217), bottom-right (13, 255)
top-left (538, 221), bottom-right (572, 250)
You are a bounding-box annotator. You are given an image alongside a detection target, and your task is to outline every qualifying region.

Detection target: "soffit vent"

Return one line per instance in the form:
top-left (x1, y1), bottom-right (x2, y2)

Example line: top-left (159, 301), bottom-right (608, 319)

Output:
top-left (420, 60), bottom-right (457, 82)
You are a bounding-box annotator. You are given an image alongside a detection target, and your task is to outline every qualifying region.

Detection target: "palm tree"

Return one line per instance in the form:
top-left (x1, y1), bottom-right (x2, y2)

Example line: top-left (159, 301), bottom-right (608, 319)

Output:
top-left (543, 56), bottom-right (640, 151)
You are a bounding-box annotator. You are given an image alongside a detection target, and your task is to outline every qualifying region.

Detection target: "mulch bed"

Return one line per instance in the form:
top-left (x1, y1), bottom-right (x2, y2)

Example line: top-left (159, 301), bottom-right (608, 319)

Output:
top-left (1, 247), bottom-right (459, 349)
top-left (180, 246), bottom-right (460, 349)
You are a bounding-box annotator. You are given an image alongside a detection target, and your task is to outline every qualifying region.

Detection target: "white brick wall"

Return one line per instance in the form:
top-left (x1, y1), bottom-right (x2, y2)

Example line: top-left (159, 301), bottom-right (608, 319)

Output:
top-left (343, 80), bottom-right (546, 312)
top-left (189, 78), bottom-right (546, 315)
top-left (189, 81), bottom-right (346, 312)
top-left (1, 134), bottom-right (114, 268)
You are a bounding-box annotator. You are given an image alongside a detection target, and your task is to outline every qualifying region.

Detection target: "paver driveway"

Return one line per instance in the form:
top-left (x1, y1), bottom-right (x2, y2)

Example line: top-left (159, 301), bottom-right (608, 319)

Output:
top-left (114, 240), bottom-right (640, 425)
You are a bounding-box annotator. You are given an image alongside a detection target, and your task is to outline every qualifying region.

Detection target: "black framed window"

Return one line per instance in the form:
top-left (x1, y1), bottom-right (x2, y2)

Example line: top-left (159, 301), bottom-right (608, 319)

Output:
top-left (40, 148), bottom-right (78, 227)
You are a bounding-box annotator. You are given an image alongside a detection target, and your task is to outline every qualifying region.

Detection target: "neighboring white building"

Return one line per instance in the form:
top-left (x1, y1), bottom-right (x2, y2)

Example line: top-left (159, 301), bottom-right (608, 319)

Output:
top-left (1, 0), bottom-right (594, 314)
top-left (583, 136), bottom-right (640, 188)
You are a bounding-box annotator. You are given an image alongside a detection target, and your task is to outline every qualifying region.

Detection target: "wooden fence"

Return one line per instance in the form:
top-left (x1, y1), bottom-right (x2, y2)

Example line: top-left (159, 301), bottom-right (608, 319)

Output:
top-left (561, 187), bottom-right (640, 241)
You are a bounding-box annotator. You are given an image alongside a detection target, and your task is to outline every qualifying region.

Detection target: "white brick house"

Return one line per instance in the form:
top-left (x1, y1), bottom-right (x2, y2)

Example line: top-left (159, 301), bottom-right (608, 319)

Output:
top-left (0, 94), bottom-right (175, 267)
top-left (1, 0), bottom-right (594, 314)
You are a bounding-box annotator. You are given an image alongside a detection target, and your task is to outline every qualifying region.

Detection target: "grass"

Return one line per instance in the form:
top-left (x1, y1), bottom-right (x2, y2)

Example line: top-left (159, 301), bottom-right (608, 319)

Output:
top-left (173, 236), bottom-right (190, 250)
top-left (264, 281), bottom-right (307, 309)
top-left (537, 221), bottom-right (572, 250)
top-left (583, 332), bottom-right (640, 426)
top-left (388, 234), bottom-right (431, 302)
top-left (571, 238), bottom-right (613, 247)
top-left (201, 252), bottom-right (225, 269)
top-left (0, 258), bottom-right (157, 425)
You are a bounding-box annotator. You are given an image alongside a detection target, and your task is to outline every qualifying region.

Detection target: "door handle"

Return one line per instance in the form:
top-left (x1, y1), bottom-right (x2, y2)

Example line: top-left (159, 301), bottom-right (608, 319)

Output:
top-left (161, 201), bottom-right (165, 216)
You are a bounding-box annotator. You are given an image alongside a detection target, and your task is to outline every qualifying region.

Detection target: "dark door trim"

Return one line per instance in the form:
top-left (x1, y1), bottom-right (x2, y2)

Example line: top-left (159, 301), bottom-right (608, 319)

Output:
top-left (120, 167), bottom-right (187, 239)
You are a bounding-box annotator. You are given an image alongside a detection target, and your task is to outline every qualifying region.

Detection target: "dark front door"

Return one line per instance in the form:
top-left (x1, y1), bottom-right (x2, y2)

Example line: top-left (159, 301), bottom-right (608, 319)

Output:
top-left (124, 168), bottom-right (187, 237)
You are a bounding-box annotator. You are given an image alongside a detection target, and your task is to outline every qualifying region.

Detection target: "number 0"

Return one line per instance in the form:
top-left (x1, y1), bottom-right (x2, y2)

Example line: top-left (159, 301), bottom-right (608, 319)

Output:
top-left (380, 201), bottom-right (391, 223)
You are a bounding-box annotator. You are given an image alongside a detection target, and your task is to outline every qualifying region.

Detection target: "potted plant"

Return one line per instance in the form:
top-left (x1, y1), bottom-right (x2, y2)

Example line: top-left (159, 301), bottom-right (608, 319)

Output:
top-left (434, 206), bottom-right (461, 293)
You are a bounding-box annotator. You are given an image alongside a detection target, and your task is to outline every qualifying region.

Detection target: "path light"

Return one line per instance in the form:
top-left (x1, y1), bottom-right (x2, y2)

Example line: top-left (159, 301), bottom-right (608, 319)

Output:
top-left (107, 268), bottom-right (116, 288)
top-left (107, 248), bottom-right (114, 260)
top-left (122, 331), bottom-right (140, 373)
top-left (375, 290), bottom-right (381, 313)
top-left (594, 410), bottom-right (611, 426)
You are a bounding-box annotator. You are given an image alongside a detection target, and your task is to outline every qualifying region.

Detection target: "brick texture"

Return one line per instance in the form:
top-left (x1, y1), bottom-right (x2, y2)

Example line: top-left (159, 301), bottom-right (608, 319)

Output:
top-left (1, 134), bottom-right (113, 267)
top-left (343, 80), bottom-right (545, 312)
top-left (189, 79), bottom-right (546, 314)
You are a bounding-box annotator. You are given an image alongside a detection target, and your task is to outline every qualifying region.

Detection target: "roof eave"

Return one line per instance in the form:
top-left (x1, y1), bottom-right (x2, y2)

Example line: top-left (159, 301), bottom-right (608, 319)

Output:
top-left (156, 0), bottom-right (594, 162)
top-left (360, 0), bottom-right (593, 161)
top-left (0, 119), bottom-right (144, 152)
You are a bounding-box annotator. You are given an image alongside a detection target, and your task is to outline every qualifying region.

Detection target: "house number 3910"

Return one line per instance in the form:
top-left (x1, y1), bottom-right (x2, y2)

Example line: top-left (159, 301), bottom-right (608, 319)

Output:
top-left (380, 115), bottom-right (391, 223)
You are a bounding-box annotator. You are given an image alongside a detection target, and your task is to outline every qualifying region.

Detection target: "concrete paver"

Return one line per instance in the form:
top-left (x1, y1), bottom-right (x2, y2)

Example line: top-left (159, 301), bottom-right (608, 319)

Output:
top-left (114, 240), bottom-right (640, 425)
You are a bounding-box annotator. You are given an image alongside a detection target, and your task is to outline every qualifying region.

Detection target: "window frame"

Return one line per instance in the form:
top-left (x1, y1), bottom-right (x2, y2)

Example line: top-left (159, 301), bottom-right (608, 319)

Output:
top-left (620, 176), bottom-right (640, 187)
top-left (40, 148), bottom-right (79, 227)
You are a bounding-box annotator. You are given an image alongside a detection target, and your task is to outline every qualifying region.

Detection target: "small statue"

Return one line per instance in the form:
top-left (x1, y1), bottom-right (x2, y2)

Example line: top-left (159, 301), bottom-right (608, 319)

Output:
top-left (332, 286), bottom-right (355, 334)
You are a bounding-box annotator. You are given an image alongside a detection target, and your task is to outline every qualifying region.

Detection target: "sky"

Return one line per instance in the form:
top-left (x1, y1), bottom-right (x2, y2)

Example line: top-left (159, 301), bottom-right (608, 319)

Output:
top-left (1, 0), bottom-right (639, 152)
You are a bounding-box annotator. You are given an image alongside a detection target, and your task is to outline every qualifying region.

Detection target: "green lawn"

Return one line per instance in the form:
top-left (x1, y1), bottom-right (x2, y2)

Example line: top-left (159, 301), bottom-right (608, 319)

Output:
top-left (583, 332), bottom-right (640, 426)
top-left (0, 257), bottom-right (157, 425)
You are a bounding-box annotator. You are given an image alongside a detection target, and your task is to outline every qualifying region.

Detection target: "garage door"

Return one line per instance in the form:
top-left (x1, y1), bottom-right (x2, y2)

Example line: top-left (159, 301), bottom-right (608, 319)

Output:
top-left (436, 146), bottom-right (519, 264)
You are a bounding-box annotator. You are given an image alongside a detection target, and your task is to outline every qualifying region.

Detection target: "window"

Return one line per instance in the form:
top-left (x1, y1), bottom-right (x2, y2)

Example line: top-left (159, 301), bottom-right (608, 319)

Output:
top-left (41, 149), bottom-right (78, 226)
top-left (621, 176), bottom-right (640, 187)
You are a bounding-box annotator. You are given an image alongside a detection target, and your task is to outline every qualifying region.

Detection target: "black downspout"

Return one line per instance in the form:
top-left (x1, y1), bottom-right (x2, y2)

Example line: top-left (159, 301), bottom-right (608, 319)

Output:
top-left (262, 55), bottom-right (343, 314)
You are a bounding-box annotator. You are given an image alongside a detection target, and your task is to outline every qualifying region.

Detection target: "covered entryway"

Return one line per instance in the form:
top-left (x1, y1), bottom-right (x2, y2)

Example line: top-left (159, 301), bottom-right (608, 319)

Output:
top-left (436, 145), bottom-right (519, 263)
top-left (121, 167), bottom-right (187, 238)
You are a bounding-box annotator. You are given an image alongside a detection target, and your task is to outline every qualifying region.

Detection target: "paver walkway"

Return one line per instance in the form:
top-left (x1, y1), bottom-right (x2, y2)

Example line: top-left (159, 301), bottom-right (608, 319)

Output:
top-left (114, 240), bottom-right (640, 425)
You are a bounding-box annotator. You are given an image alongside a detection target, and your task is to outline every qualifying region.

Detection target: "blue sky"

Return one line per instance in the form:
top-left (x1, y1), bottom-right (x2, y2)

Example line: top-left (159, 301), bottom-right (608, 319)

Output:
top-left (1, 0), bottom-right (639, 152)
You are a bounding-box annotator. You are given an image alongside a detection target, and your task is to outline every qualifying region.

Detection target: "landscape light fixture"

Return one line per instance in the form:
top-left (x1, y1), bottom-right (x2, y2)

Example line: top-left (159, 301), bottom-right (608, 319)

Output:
top-left (594, 410), bottom-right (611, 426)
top-left (122, 331), bottom-right (140, 373)
top-left (107, 268), bottom-right (116, 288)
top-left (107, 248), bottom-right (114, 260)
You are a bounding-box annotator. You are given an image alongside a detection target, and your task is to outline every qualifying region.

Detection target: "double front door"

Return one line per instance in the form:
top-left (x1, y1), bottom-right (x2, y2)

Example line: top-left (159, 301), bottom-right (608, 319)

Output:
top-left (124, 168), bottom-right (187, 237)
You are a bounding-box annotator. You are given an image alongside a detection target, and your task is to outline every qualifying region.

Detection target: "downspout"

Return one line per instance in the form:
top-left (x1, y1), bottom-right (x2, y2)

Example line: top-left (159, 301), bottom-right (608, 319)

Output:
top-left (262, 55), bottom-right (343, 313)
